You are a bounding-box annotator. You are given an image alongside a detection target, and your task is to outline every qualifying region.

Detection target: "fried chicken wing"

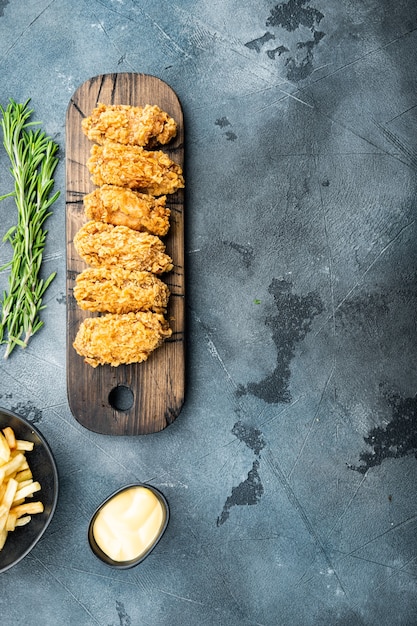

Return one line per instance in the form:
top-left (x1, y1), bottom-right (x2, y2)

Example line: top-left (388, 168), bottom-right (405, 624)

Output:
top-left (73, 267), bottom-right (170, 314)
top-left (73, 221), bottom-right (173, 273)
top-left (82, 103), bottom-right (177, 147)
top-left (83, 185), bottom-right (170, 236)
top-left (87, 141), bottom-right (184, 196)
top-left (73, 311), bottom-right (172, 367)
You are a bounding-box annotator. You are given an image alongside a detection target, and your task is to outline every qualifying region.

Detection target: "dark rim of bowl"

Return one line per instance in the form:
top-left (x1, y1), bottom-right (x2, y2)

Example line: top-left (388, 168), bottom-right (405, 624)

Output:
top-left (88, 483), bottom-right (169, 569)
top-left (0, 406), bottom-right (59, 574)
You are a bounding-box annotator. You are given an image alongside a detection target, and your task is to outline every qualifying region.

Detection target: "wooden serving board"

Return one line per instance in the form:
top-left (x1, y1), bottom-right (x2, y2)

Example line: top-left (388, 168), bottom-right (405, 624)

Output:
top-left (66, 73), bottom-right (185, 435)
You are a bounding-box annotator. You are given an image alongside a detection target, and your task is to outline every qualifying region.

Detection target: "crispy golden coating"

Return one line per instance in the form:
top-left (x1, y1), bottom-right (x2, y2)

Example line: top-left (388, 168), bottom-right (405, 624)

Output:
top-left (73, 311), bottom-right (172, 367)
top-left (73, 267), bottom-right (170, 314)
top-left (82, 103), bottom-right (177, 147)
top-left (87, 141), bottom-right (185, 196)
top-left (73, 221), bottom-right (173, 273)
top-left (83, 185), bottom-right (170, 236)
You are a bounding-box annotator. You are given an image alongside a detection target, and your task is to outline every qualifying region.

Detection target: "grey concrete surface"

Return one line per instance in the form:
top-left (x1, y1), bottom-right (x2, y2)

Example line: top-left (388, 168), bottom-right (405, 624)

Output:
top-left (0, 0), bottom-right (417, 624)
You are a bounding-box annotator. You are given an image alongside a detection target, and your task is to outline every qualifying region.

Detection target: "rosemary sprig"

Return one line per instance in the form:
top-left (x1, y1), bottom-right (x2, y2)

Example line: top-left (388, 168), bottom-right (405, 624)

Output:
top-left (0, 99), bottom-right (60, 358)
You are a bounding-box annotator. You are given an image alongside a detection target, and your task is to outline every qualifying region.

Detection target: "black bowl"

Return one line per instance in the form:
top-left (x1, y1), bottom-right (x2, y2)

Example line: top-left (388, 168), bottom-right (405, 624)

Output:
top-left (88, 483), bottom-right (169, 569)
top-left (0, 407), bottom-right (59, 574)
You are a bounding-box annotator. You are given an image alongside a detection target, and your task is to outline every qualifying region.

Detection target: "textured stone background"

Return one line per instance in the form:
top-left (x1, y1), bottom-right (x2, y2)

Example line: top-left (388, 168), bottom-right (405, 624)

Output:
top-left (0, 1), bottom-right (416, 624)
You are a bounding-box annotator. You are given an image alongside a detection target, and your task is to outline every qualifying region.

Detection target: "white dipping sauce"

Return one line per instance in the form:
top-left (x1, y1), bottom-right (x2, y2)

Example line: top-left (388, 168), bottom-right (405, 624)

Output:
top-left (93, 486), bottom-right (165, 562)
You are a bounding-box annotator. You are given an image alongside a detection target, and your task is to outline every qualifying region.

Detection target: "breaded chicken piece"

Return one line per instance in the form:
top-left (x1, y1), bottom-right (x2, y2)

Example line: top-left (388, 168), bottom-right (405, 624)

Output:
top-left (73, 221), bottom-right (173, 273)
top-left (87, 141), bottom-right (184, 196)
top-left (73, 267), bottom-right (170, 314)
top-left (83, 185), bottom-right (170, 236)
top-left (73, 311), bottom-right (172, 367)
top-left (82, 103), bottom-right (177, 147)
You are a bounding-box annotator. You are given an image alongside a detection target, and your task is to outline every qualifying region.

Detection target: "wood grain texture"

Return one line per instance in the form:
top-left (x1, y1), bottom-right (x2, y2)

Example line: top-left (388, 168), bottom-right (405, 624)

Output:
top-left (66, 73), bottom-right (185, 435)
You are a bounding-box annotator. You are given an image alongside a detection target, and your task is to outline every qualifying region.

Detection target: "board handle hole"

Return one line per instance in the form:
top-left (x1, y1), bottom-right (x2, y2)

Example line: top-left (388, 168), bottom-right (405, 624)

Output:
top-left (108, 385), bottom-right (134, 412)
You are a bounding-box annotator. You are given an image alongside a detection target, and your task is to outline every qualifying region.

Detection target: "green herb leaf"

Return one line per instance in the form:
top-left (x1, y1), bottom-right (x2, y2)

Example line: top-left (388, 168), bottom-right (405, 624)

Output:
top-left (0, 99), bottom-right (60, 357)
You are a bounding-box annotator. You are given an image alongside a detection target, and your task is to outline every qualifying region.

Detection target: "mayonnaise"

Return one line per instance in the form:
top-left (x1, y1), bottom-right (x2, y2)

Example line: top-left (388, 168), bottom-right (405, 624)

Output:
top-left (92, 486), bottom-right (166, 562)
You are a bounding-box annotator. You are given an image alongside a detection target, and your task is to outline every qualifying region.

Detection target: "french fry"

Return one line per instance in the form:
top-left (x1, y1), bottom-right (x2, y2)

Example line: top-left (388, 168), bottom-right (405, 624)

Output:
top-left (16, 440), bottom-right (34, 452)
top-left (5, 513), bottom-right (17, 532)
top-left (0, 433), bottom-right (10, 463)
top-left (0, 529), bottom-right (7, 550)
top-left (10, 501), bottom-right (44, 517)
top-left (14, 479), bottom-right (33, 490)
top-left (0, 426), bottom-right (43, 551)
top-left (0, 478), bottom-right (18, 531)
top-left (2, 453), bottom-right (25, 477)
top-left (2, 427), bottom-right (16, 450)
top-left (14, 481), bottom-right (41, 502)
top-left (15, 468), bottom-right (32, 482)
